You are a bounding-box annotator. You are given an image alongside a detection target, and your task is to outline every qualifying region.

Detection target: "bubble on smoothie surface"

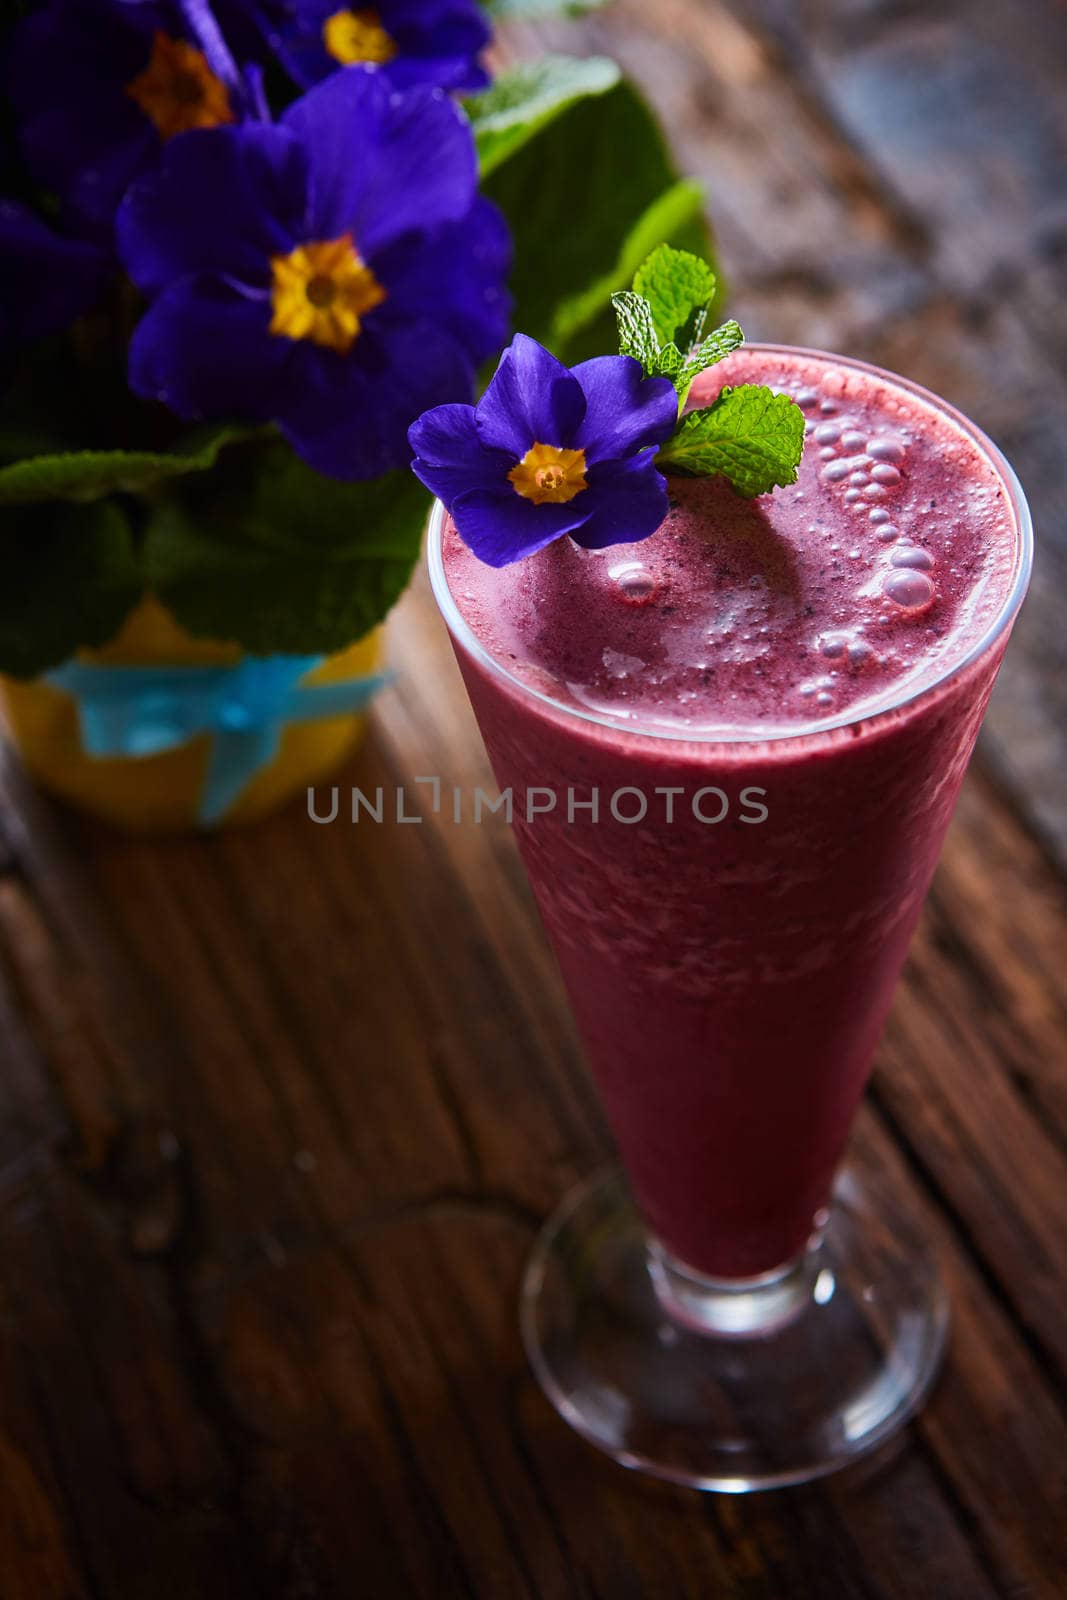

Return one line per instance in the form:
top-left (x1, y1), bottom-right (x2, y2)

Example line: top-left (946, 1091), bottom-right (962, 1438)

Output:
top-left (883, 569), bottom-right (936, 611)
top-left (868, 437), bottom-right (905, 463)
top-left (891, 546), bottom-right (935, 571)
top-left (819, 630), bottom-right (874, 669)
top-left (610, 561), bottom-right (657, 604)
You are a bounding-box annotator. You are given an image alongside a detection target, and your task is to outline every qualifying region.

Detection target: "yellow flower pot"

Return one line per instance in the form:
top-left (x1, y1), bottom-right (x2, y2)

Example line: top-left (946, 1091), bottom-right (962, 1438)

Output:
top-left (0, 597), bottom-right (382, 831)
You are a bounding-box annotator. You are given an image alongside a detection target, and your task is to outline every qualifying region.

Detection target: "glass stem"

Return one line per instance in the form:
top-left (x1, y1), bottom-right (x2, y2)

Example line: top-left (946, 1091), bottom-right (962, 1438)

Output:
top-left (647, 1235), bottom-right (824, 1339)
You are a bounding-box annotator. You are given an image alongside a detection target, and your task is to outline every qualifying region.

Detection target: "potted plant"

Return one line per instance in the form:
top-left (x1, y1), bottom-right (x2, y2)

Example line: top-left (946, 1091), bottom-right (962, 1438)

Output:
top-left (0, 0), bottom-right (713, 829)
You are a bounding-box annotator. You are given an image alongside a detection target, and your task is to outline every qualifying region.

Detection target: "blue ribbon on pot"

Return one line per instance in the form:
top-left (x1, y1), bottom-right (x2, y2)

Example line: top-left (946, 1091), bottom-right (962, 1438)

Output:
top-left (45, 654), bottom-right (389, 826)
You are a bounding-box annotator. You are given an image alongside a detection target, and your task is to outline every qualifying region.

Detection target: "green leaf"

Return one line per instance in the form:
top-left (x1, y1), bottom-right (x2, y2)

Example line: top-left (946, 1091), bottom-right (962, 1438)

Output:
top-left (659, 385), bottom-right (806, 498)
top-left (144, 442), bottom-right (430, 655)
top-left (548, 178), bottom-right (711, 357)
top-left (611, 291), bottom-right (660, 369)
top-left (481, 0), bottom-right (608, 15)
top-left (651, 342), bottom-right (683, 378)
top-left (613, 297), bottom-right (741, 404)
top-left (467, 56), bottom-right (620, 178)
top-left (674, 318), bottom-right (745, 404)
top-left (0, 498), bottom-right (143, 678)
top-left (0, 426), bottom-right (247, 506)
top-left (632, 244), bottom-right (717, 348)
top-left (482, 78), bottom-right (717, 364)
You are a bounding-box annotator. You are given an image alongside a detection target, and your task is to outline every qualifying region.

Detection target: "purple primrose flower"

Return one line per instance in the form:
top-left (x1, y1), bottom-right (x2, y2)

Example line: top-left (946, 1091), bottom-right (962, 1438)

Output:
top-left (270, 0), bottom-right (490, 92)
top-left (117, 66), bottom-right (511, 479)
top-left (6, 0), bottom-right (250, 234)
top-left (409, 334), bottom-right (678, 566)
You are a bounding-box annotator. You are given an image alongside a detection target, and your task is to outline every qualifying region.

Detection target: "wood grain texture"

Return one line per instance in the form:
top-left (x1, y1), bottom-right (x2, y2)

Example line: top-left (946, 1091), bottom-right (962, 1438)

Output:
top-left (0, 1), bottom-right (1064, 1595)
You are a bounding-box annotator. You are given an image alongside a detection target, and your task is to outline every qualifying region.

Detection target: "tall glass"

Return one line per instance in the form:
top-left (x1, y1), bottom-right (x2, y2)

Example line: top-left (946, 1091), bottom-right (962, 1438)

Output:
top-left (427, 348), bottom-right (1032, 1490)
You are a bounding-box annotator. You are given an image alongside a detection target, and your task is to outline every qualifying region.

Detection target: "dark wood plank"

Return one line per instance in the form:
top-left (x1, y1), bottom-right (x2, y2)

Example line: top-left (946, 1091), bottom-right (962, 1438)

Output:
top-left (931, 770), bottom-right (1067, 1139)
top-left (0, 969), bottom-right (268, 1598)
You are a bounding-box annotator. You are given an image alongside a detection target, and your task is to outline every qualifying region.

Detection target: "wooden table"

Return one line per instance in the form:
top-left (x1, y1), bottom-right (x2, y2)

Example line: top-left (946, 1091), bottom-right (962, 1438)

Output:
top-left (1, 1), bottom-right (1065, 1595)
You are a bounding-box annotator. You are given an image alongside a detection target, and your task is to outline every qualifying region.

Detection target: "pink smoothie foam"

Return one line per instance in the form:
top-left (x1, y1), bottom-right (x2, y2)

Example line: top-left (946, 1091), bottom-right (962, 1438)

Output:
top-left (438, 346), bottom-right (1025, 1278)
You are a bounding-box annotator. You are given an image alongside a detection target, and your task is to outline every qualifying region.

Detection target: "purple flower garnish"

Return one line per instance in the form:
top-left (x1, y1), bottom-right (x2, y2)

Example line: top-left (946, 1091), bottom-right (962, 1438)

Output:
top-left (409, 334), bottom-right (678, 566)
top-left (116, 66), bottom-right (511, 480)
top-left (6, 0), bottom-right (249, 234)
top-left (0, 201), bottom-right (111, 351)
top-left (263, 0), bottom-right (490, 93)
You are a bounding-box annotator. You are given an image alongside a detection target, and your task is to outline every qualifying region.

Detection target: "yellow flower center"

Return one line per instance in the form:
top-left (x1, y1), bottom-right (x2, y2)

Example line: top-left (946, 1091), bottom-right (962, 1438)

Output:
top-left (126, 31), bottom-right (234, 141)
top-left (322, 8), bottom-right (398, 66)
top-left (269, 235), bottom-right (387, 354)
top-left (508, 443), bottom-right (589, 505)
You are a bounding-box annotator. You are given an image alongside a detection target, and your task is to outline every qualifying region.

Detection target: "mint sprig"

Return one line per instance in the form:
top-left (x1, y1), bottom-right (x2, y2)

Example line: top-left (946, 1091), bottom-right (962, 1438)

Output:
top-left (658, 385), bottom-right (806, 499)
top-left (612, 291), bottom-right (660, 370)
top-left (612, 246), bottom-right (743, 406)
top-left (633, 243), bottom-right (716, 347)
top-left (616, 245), bottom-right (805, 499)
top-left (676, 320), bottom-right (745, 391)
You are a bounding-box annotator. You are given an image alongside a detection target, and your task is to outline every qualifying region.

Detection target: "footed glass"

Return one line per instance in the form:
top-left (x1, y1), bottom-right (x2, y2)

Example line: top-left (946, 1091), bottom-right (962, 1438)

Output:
top-left (519, 1166), bottom-right (948, 1490)
top-left (428, 349), bottom-right (1032, 1490)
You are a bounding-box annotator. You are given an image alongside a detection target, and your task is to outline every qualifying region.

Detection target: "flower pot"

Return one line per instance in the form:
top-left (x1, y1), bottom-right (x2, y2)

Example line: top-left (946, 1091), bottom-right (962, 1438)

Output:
top-left (0, 597), bottom-right (383, 831)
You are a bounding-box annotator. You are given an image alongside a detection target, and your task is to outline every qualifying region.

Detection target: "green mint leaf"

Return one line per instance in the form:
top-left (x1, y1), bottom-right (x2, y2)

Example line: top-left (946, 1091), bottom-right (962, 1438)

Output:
top-left (681, 304), bottom-right (708, 350)
top-left (613, 298), bottom-right (741, 403)
top-left (651, 342), bottom-right (683, 378)
top-left (611, 291), bottom-right (660, 369)
top-left (632, 244), bottom-right (717, 347)
top-left (675, 318), bottom-right (745, 401)
top-left (658, 384), bottom-right (806, 498)
top-left (0, 426), bottom-right (248, 506)
top-left (466, 56), bottom-right (619, 179)
top-left (614, 245), bottom-right (732, 403)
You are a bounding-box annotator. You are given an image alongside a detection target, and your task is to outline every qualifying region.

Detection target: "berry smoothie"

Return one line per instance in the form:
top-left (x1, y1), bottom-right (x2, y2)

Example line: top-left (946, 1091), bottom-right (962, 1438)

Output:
top-left (433, 346), bottom-right (1028, 1279)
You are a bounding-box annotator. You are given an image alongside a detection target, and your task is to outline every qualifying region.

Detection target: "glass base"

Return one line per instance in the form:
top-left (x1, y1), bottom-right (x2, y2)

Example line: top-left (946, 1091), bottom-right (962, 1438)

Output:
top-left (520, 1166), bottom-right (949, 1492)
